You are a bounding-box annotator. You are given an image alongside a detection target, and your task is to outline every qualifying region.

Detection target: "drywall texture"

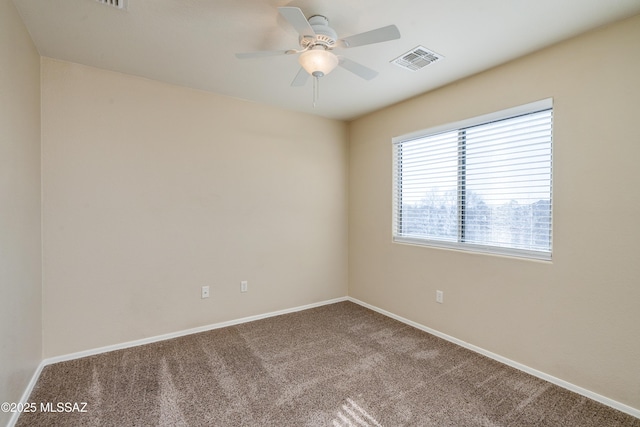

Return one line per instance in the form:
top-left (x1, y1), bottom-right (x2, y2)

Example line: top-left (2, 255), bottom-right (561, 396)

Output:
top-left (349, 15), bottom-right (640, 410)
top-left (0, 0), bottom-right (42, 424)
top-left (41, 59), bottom-right (348, 357)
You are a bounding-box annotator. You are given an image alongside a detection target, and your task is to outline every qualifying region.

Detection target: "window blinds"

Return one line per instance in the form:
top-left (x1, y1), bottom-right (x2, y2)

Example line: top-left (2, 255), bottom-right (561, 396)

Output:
top-left (392, 100), bottom-right (553, 260)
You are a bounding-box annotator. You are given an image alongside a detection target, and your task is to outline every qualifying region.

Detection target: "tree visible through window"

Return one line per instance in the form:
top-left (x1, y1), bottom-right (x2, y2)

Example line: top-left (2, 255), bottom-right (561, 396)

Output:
top-left (392, 101), bottom-right (553, 260)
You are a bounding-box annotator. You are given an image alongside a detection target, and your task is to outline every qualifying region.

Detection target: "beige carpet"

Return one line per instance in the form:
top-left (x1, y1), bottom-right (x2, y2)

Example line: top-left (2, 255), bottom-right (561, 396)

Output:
top-left (17, 301), bottom-right (640, 426)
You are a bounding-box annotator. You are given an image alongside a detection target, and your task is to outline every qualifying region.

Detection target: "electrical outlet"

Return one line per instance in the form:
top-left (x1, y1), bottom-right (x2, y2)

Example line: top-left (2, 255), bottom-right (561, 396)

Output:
top-left (241, 281), bottom-right (248, 293)
top-left (201, 286), bottom-right (210, 299)
top-left (436, 290), bottom-right (444, 304)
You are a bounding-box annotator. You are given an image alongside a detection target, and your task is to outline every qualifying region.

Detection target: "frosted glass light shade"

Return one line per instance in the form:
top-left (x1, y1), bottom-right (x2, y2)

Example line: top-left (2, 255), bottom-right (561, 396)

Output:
top-left (299, 49), bottom-right (339, 77)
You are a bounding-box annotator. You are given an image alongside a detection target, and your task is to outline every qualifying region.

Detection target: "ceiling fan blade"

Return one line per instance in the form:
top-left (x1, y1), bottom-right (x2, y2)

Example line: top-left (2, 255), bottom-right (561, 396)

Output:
top-left (337, 25), bottom-right (400, 49)
top-left (278, 7), bottom-right (316, 38)
top-left (235, 50), bottom-right (293, 59)
top-left (338, 57), bottom-right (378, 80)
top-left (291, 68), bottom-right (310, 87)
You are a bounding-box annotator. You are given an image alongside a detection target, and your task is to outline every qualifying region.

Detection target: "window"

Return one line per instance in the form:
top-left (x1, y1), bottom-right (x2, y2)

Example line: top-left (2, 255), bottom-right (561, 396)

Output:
top-left (392, 99), bottom-right (553, 260)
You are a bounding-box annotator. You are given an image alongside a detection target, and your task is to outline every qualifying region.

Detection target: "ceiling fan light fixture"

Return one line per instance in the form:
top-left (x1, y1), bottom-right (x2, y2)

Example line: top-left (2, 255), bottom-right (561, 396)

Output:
top-left (299, 48), bottom-right (338, 77)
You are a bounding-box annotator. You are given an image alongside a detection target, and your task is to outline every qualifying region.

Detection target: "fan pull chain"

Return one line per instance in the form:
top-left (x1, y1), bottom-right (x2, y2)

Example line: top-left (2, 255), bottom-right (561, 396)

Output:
top-left (313, 75), bottom-right (319, 108)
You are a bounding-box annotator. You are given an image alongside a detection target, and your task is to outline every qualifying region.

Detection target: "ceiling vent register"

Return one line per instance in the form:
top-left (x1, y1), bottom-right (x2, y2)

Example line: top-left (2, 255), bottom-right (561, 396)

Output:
top-left (392, 46), bottom-right (443, 71)
top-left (96, 0), bottom-right (127, 10)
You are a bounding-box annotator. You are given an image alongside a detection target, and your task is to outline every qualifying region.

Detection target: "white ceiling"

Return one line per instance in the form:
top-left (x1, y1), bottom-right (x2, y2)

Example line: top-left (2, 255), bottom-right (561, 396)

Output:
top-left (12, 0), bottom-right (640, 120)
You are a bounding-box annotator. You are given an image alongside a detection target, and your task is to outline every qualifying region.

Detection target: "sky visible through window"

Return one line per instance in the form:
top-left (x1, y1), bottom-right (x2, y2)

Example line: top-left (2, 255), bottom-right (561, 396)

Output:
top-left (400, 111), bottom-right (551, 206)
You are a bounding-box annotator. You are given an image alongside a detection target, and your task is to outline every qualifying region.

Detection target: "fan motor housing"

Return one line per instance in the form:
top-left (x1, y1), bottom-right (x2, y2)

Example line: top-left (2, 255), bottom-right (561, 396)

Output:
top-left (300, 15), bottom-right (337, 49)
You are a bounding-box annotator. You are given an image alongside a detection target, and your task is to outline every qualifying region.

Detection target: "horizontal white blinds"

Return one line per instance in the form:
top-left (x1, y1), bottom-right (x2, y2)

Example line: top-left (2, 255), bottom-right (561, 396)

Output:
top-left (393, 103), bottom-right (553, 259)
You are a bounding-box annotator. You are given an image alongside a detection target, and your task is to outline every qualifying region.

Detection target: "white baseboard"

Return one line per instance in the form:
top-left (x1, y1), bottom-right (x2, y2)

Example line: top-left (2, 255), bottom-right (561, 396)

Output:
top-left (7, 360), bottom-right (46, 427)
top-left (7, 296), bottom-right (348, 427)
top-left (44, 296), bottom-right (349, 366)
top-left (347, 296), bottom-right (640, 420)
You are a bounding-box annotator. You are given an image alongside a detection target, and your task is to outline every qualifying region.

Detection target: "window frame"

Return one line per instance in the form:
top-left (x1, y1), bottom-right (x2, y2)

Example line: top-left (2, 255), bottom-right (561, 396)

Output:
top-left (392, 98), bottom-right (553, 261)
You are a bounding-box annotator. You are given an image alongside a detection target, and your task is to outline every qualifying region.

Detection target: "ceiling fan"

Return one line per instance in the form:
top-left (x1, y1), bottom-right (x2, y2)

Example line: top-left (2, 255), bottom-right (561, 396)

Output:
top-left (235, 7), bottom-right (401, 88)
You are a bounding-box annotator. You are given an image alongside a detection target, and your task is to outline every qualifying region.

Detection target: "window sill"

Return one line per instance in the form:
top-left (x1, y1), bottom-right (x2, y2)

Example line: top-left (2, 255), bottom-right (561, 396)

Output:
top-left (393, 236), bottom-right (552, 262)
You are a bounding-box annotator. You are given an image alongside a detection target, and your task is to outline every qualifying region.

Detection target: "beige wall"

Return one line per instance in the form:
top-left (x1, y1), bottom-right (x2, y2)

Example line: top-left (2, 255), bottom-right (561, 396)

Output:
top-left (41, 58), bottom-right (348, 357)
top-left (349, 14), bottom-right (640, 409)
top-left (0, 0), bottom-right (42, 424)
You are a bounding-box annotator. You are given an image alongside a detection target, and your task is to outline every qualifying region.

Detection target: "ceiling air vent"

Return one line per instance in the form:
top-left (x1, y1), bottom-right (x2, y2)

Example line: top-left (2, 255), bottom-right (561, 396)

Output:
top-left (391, 46), bottom-right (443, 71)
top-left (96, 0), bottom-right (127, 10)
